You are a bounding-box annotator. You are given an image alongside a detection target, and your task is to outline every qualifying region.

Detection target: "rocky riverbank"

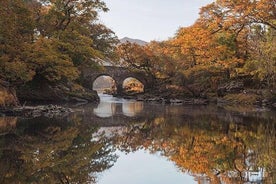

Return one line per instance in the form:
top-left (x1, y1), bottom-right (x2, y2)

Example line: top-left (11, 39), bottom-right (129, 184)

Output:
top-left (114, 80), bottom-right (276, 108)
top-left (0, 105), bottom-right (73, 118)
top-left (1, 77), bottom-right (275, 118)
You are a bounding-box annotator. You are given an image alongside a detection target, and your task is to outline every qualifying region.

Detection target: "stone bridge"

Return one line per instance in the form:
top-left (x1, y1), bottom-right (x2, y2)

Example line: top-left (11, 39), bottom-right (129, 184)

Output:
top-left (81, 66), bottom-right (153, 94)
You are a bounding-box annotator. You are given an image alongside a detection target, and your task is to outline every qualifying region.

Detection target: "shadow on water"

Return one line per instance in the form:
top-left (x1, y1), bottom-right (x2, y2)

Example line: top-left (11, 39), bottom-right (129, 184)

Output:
top-left (0, 96), bottom-right (275, 183)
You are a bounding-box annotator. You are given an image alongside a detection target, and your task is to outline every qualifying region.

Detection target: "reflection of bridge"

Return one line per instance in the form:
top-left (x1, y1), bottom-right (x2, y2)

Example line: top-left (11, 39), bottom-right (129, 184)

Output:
top-left (78, 103), bottom-right (151, 127)
top-left (77, 95), bottom-right (158, 127)
top-left (81, 66), bottom-right (153, 94)
top-left (93, 101), bottom-right (144, 118)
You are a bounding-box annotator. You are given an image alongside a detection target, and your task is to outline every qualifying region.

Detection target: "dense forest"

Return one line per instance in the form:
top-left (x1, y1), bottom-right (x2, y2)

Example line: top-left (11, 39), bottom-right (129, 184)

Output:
top-left (0, 0), bottom-right (275, 107)
top-left (0, 0), bottom-right (118, 106)
top-left (117, 0), bottom-right (276, 105)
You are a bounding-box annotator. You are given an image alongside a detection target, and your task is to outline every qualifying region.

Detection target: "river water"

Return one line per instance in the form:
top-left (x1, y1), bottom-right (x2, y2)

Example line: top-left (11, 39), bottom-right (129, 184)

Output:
top-left (0, 94), bottom-right (275, 184)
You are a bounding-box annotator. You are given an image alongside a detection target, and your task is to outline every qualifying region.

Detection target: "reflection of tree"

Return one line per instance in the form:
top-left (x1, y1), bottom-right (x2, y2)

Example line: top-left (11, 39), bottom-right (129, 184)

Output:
top-left (0, 107), bottom-right (275, 184)
top-left (0, 117), bottom-right (17, 134)
top-left (112, 111), bottom-right (276, 184)
top-left (0, 116), bottom-right (117, 184)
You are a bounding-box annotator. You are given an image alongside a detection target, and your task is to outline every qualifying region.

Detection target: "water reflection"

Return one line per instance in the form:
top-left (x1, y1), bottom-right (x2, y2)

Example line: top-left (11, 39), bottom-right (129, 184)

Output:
top-left (0, 116), bottom-right (117, 184)
top-left (93, 94), bottom-right (143, 117)
top-left (108, 107), bottom-right (276, 184)
top-left (0, 101), bottom-right (275, 184)
top-left (93, 101), bottom-right (117, 118)
top-left (98, 150), bottom-right (196, 184)
top-left (122, 102), bottom-right (143, 117)
top-left (0, 117), bottom-right (17, 134)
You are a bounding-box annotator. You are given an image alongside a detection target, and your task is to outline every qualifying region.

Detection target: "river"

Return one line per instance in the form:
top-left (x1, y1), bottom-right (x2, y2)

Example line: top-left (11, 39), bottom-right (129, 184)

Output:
top-left (0, 94), bottom-right (275, 184)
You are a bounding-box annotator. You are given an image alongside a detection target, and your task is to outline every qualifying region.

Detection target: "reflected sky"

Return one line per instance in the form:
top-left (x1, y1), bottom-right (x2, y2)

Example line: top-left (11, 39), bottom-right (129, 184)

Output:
top-left (98, 150), bottom-right (196, 184)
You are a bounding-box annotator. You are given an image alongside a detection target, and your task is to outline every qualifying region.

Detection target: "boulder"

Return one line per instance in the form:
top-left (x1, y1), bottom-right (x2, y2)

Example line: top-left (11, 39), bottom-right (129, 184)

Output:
top-left (17, 81), bottom-right (99, 103)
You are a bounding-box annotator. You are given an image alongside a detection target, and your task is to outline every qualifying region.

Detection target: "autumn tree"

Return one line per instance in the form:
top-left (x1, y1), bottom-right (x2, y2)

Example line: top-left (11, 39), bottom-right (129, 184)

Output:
top-left (198, 0), bottom-right (276, 80)
top-left (0, 0), bottom-right (35, 85)
top-left (30, 0), bottom-right (117, 81)
top-left (147, 41), bottom-right (180, 79)
top-left (241, 25), bottom-right (276, 88)
top-left (164, 0), bottom-right (276, 93)
top-left (117, 42), bottom-right (157, 79)
top-left (0, 0), bottom-right (118, 86)
top-left (89, 23), bottom-right (119, 60)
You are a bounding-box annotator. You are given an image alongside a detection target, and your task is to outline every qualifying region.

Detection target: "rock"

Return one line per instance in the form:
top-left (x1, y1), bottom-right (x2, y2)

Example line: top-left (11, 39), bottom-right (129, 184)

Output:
top-left (17, 80), bottom-right (99, 104)
top-left (6, 105), bottom-right (74, 118)
top-left (262, 99), bottom-right (269, 106)
top-left (193, 98), bottom-right (208, 105)
top-left (217, 81), bottom-right (244, 97)
top-left (170, 99), bottom-right (183, 104)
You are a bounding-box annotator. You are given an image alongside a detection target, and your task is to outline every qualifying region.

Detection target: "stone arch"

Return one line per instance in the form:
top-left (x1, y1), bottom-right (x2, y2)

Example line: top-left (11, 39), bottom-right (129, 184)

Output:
top-left (92, 74), bottom-right (117, 94)
top-left (122, 77), bottom-right (145, 94)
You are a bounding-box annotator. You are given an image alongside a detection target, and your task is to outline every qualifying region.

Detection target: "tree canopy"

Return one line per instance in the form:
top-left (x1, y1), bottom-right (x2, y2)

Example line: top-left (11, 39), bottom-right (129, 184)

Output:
top-left (117, 0), bottom-right (276, 90)
top-left (0, 0), bottom-right (118, 86)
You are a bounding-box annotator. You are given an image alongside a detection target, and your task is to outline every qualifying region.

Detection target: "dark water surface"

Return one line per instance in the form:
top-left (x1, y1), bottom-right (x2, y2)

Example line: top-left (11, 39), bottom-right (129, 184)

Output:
top-left (0, 94), bottom-right (275, 184)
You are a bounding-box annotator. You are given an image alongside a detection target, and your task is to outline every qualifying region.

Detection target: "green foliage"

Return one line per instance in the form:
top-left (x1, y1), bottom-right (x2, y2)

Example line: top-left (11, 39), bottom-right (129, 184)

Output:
top-left (0, 0), bottom-right (35, 84)
top-left (57, 30), bottom-right (102, 67)
top-left (0, 0), bottom-right (118, 88)
top-left (89, 23), bottom-right (119, 60)
top-left (29, 38), bottom-right (79, 82)
top-left (0, 61), bottom-right (34, 84)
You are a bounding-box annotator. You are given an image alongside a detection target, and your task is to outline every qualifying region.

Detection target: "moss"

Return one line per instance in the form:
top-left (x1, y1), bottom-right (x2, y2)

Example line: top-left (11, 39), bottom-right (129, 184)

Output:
top-left (223, 93), bottom-right (260, 104)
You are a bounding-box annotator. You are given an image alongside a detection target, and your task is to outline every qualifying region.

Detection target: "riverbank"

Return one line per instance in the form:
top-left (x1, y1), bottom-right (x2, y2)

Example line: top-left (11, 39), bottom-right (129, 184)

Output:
top-left (1, 80), bottom-right (275, 118)
top-left (0, 105), bottom-right (73, 118)
top-left (114, 87), bottom-right (276, 108)
top-left (0, 80), bottom-right (96, 117)
top-left (1, 92), bottom-right (275, 118)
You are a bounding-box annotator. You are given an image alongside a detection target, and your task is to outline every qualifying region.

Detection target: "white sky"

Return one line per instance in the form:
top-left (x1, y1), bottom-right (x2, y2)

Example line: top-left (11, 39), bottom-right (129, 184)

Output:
top-left (99, 0), bottom-right (214, 42)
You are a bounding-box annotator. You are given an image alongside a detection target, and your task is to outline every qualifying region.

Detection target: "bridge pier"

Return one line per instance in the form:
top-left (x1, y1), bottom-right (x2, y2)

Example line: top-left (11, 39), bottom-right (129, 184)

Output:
top-left (116, 84), bottom-right (123, 95)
